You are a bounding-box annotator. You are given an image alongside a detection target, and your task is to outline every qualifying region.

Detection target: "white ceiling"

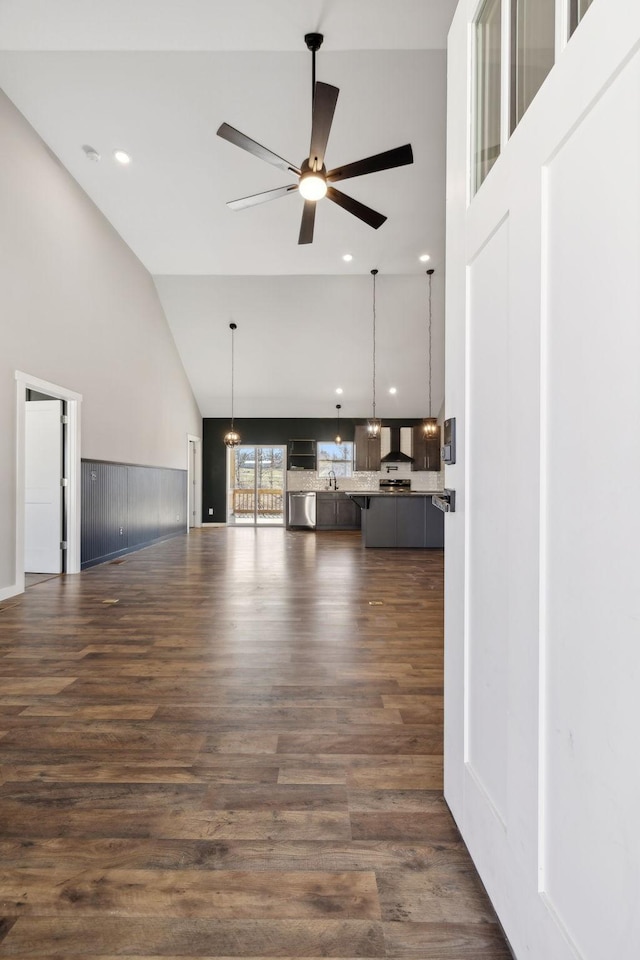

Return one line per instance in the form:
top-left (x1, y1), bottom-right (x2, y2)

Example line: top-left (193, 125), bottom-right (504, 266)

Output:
top-left (0, 0), bottom-right (456, 419)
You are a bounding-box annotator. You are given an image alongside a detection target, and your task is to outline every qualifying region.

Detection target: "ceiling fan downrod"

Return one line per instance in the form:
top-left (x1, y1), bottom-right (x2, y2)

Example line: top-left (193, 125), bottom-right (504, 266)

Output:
top-left (304, 33), bottom-right (324, 107)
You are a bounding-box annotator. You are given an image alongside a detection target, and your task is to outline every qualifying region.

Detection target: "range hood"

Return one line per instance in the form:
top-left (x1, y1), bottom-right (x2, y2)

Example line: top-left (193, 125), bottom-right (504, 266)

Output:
top-left (380, 426), bottom-right (414, 464)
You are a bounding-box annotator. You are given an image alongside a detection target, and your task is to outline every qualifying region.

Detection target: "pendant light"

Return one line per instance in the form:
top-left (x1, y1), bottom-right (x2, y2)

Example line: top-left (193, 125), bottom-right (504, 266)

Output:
top-left (423, 268), bottom-right (438, 438)
top-left (335, 404), bottom-right (342, 444)
top-left (223, 322), bottom-right (241, 447)
top-left (366, 268), bottom-right (382, 439)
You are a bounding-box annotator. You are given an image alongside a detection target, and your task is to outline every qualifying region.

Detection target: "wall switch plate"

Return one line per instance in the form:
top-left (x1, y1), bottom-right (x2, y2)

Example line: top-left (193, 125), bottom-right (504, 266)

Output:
top-left (208, 508), bottom-right (213, 515)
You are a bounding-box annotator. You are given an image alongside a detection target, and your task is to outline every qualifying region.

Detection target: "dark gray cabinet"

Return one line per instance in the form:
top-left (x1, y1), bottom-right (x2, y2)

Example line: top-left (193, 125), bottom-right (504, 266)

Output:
top-left (316, 492), bottom-right (361, 530)
top-left (336, 496), bottom-right (360, 528)
top-left (354, 424), bottom-right (381, 472)
top-left (316, 495), bottom-right (336, 528)
top-left (361, 495), bottom-right (443, 548)
top-left (396, 496), bottom-right (429, 548)
top-left (412, 424), bottom-right (441, 472)
top-left (424, 497), bottom-right (445, 547)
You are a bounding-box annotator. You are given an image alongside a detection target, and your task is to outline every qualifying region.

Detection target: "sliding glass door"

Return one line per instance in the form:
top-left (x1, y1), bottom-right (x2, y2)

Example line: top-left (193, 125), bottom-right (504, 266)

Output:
top-left (227, 445), bottom-right (285, 526)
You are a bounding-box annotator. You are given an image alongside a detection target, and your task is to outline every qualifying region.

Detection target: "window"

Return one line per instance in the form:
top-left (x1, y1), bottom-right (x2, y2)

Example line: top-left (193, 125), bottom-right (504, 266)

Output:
top-left (569, 0), bottom-right (594, 36)
top-left (474, 0), bottom-right (502, 194)
top-left (317, 442), bottom-right (354, 479)
top-left (511, 0), bottom-right (555, 132)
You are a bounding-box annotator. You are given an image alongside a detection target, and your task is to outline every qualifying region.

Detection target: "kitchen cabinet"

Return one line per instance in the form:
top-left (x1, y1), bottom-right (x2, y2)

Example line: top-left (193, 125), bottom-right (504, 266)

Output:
top-left (316, 492), bottom-right (361, 530)
top-left (396, 496), bottom-right (429, 547)
top-left (359, 494), bottom-right (444, 548)
top-left (354, 424), bottom-right (381, 472)
top-left (288, 439), bottom-right (316, 471)
top-left (411, 424), bottom-right (441, 472)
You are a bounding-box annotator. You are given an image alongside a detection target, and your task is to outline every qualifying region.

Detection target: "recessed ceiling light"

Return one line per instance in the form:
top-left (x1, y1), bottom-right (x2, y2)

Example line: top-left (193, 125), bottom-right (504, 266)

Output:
top-left (419, 253), bottom-right (431, 262)
top-left (342, 254), bottom-right (353, 262)
top-left (335, 387), bottom-right (343, 395)
top-left (82, 144), bottom-right (101, 162)
top-left (113, 150), bottom-right (131, 165)
top-left (389, 387), bottom-right (397, 395)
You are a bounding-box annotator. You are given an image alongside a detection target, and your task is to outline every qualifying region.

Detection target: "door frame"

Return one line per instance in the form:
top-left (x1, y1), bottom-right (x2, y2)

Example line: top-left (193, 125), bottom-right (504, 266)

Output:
top-left (227, 444), bottom-right (287, 526)
top-left (186, 434), bottom-right (202, 530)
top-left (15, 371), bottom-right (82, 591)
top-left (24, 398), bottom-right (64, 575)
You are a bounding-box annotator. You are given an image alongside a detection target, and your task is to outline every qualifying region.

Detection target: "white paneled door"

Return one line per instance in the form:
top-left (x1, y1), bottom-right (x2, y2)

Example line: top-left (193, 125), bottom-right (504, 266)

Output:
top-left (445, 3), bottom-right (640, 959)
top-left (25, 399), bottom-right (63, 573)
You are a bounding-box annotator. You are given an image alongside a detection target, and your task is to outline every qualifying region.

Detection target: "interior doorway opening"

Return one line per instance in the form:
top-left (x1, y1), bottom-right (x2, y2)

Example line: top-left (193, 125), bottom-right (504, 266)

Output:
top-left (227, 445), bottom-right (286, 526)
top-left (187, 434), bottom-right (202, 531)
top-left (14, 371), bottom-right (82, 595)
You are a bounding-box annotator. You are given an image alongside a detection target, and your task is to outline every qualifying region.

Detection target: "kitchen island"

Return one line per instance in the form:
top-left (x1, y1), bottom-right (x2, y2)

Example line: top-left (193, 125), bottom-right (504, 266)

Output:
top-left (345, 491), bottom-right (444, 548)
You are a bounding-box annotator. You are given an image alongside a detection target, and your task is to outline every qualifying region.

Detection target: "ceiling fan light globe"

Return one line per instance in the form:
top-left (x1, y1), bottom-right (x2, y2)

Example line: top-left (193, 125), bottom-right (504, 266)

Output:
top-left (299, 173), bottom-right (327, 201)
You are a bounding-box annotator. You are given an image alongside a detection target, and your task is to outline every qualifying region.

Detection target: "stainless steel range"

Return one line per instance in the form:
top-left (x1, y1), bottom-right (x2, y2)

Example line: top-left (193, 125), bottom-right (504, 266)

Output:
top-left (379, 478), bottom-right (411, 493)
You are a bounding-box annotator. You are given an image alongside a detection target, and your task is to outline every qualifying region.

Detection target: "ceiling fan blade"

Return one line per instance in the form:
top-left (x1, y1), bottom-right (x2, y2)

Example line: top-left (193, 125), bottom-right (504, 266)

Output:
top-left (327, 186), bottom-right (387, 230)
top-left (327, 144), bottom-right (414, 183)
top-left (308, 82), bottom-right (339, 170)
top-left (298, 200), bottom-right (317, 245)
top-left (217, 123), bottom-right (300, 175)
top-left (227, 184), bottom-right (299, 210)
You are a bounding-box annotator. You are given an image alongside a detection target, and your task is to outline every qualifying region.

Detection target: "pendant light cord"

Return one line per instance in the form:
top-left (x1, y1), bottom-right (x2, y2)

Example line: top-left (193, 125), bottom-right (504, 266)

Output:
top-left (230, 322), bottom-right (237, 430)
top-left (372, 268), bottom-right (378, 421)
top-left (428, 270), bottom-right (433, 418)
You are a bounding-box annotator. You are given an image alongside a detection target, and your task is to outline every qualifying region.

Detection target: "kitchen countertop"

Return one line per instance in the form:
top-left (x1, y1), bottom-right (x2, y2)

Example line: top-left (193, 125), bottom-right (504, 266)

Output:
top-left (344, 490), bottom-right (443, 497)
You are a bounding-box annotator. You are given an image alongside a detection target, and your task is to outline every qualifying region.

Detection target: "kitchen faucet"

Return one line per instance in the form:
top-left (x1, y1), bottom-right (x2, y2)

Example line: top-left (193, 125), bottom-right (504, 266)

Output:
top-left (327, 470), bottom-right (338, 490)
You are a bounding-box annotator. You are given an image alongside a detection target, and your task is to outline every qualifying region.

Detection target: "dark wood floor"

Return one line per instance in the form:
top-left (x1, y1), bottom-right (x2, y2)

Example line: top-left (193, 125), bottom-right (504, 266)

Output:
top-left (0, 528), bottom-right (510, 958)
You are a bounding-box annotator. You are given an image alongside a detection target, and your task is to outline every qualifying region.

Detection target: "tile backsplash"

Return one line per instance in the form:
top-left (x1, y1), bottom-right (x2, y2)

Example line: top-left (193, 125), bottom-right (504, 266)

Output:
top-left (287, 465), bottom-right (444, 492)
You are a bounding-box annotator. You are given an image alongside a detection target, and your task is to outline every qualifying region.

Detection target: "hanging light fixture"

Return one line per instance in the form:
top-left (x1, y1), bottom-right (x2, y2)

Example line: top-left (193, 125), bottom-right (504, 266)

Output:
top-left (335, 404), bottom-right (342, 444)
top-left (366, 268), bottom-right (382, 439)
top-left (224, 322), bottom-right (241, 447)
top-left (423, 268), bottom-right (438, 437)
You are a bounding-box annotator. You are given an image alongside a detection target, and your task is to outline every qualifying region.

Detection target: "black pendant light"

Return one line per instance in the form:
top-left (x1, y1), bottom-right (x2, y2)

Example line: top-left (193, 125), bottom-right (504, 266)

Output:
top-left (335, 404), bottom-right (342, 444)
top-left (423, 269), bottom-right (438, 438)
top-left (366, 268), bottom-right (382, 439)
top-left (224, 322), bottom-right (241, 447)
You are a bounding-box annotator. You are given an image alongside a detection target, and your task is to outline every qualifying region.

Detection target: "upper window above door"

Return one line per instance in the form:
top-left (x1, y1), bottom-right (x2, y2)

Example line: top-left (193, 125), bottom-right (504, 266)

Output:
top-left (569, 0), bottom-right (594, 36)
top-left (473, 0), bottom-right (503, 194)
top-left (510, 0), bottom-right (556, 132)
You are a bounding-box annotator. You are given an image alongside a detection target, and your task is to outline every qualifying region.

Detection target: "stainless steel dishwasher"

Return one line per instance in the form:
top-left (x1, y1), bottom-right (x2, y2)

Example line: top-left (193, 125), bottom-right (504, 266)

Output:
top-left (288, 491), bottom-right (316, 528)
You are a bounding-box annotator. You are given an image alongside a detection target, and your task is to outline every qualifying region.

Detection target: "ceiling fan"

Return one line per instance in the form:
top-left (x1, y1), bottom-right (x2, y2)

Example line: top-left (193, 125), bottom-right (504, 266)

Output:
top-left (216, 33), bottom-right (414, 245)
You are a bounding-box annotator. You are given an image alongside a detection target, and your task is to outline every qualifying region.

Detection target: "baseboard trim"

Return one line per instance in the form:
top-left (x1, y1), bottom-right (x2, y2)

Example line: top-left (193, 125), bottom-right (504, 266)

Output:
top-left (0, 583), bottom-right (22, 602)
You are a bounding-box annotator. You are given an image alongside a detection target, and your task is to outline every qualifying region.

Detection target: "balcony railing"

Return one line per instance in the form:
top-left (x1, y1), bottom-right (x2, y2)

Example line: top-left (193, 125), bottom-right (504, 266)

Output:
top-left (232, 488), bottom-right (284, 516)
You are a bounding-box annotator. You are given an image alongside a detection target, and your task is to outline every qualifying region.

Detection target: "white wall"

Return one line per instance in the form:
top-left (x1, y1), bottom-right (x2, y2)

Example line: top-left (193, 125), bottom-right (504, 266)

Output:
top-left (154, 273), bottom-right (447, 420)
top-left (445, 1), bottom-right (640, 958)
top-left (0, 89), bottom-right (201, 595)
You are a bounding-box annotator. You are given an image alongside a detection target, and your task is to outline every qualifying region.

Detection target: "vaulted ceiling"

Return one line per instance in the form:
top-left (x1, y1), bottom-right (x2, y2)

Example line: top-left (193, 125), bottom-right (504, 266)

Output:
top-left (0, 0), bottom-right (456, 419)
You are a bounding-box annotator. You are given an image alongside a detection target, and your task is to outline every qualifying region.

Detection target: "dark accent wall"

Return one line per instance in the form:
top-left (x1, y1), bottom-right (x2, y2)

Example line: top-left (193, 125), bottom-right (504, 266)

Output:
top-left (202, 417), bottom-right (424, 523)
top-left (81, 460), bottom-right (187, 568)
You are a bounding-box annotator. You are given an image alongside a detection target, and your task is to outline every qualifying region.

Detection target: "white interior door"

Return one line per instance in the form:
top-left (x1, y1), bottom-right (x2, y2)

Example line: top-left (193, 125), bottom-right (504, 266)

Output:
top-left (25, 399), bottom-right (63, 573)
top-left (188, 439), bottom-right (196, 528)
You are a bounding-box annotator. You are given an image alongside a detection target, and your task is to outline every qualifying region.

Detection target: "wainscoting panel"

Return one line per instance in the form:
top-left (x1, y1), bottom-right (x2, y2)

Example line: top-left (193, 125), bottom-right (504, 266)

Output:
top-left (81, 460), bottom-right (187, 568)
